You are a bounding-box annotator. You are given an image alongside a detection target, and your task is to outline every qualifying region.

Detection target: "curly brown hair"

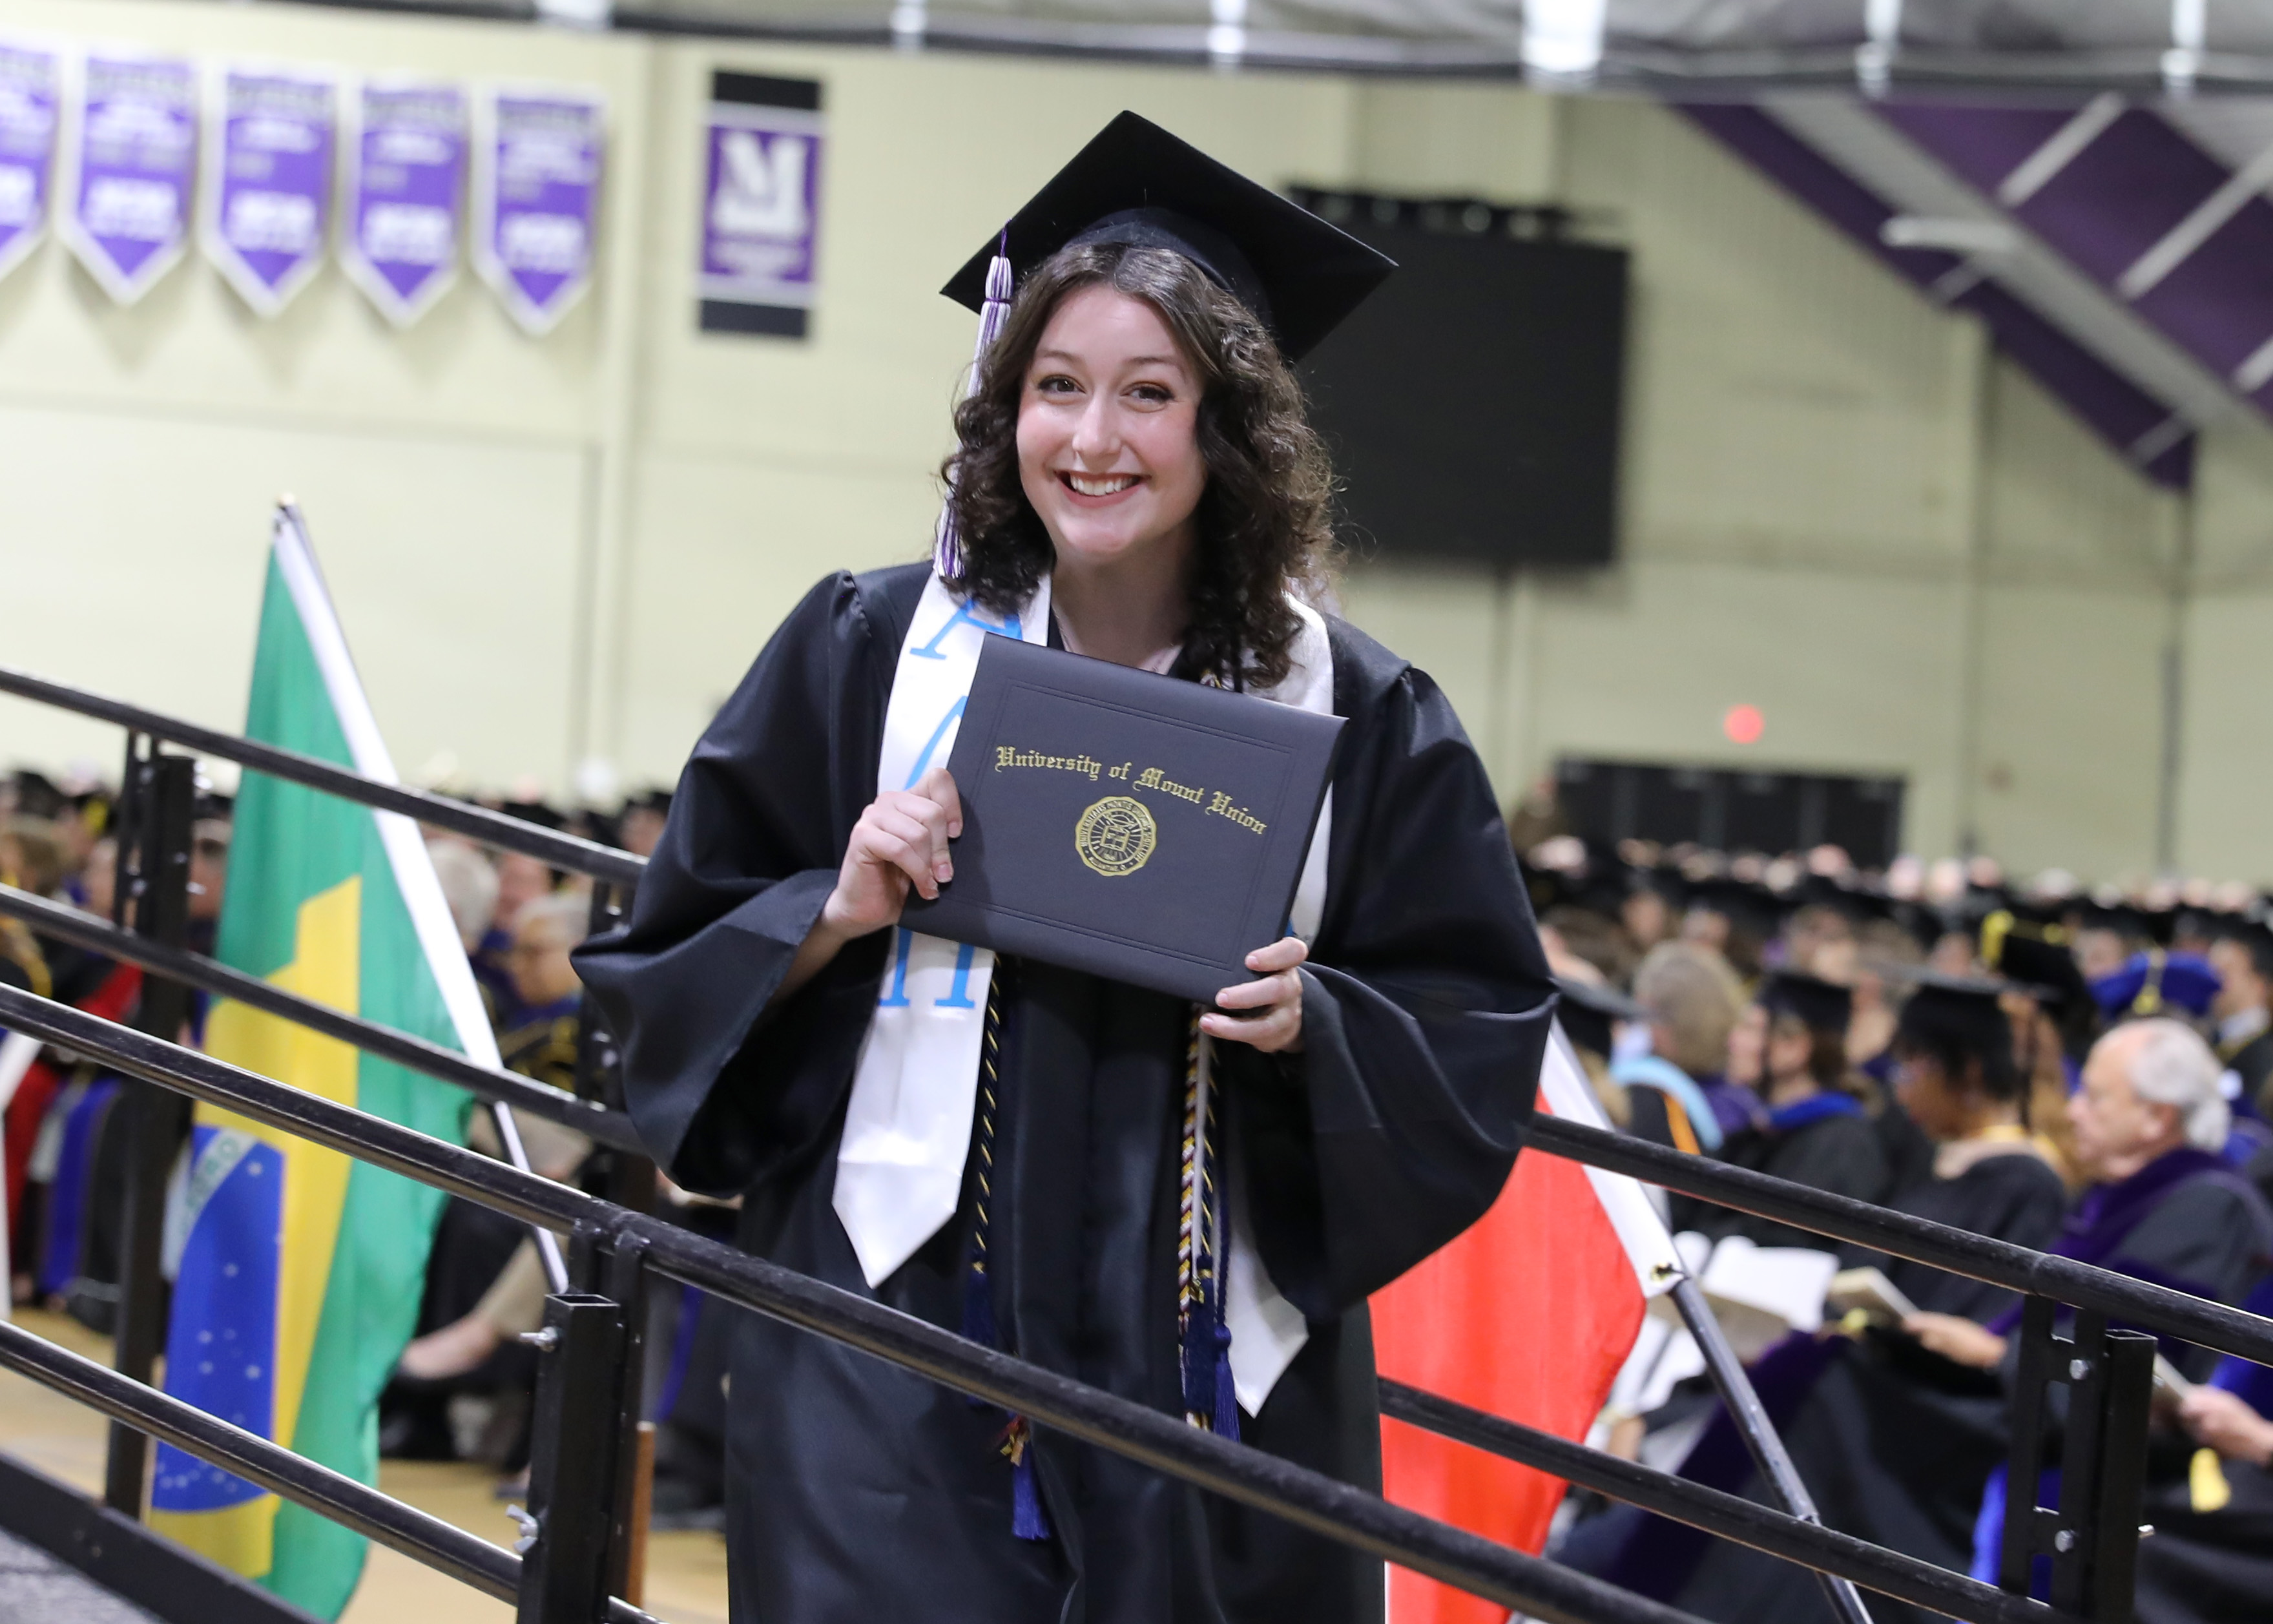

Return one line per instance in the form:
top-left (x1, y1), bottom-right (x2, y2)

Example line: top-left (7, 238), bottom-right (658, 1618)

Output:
top-left (940, 242), bottom-right (1337, 689)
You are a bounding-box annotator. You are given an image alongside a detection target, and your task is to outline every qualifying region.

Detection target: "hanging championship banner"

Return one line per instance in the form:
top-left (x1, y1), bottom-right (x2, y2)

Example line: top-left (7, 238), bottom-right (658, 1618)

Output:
top-left (202, 65), bottom-right (334, 316)
top-left (61, 49), bottom-right (196, 304)
top-left (0, 41), bottom-right (58, 283)
top-left (473, 85), bottom-right (602, 336)
top-left (697, 72), bottom-right (823, 339)
top-left (340, 79), bottom-right (464, 328)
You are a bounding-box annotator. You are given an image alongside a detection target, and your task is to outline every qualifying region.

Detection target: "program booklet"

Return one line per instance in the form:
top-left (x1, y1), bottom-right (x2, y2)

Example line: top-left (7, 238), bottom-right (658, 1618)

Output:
top-left (1825, 1266), bottom-right (1920, 1326)
top-left (902, 636), bottom-right (1345, 1006)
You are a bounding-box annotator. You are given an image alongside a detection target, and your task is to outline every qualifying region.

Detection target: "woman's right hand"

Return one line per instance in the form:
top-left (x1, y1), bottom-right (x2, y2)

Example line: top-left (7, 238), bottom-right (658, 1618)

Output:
top-left (818, 766), bottom-right (964, 944)
top-left (771, 768), bottom-right (964, 1012)
top-left (1901, 1311), bottom-right (2008, 1370)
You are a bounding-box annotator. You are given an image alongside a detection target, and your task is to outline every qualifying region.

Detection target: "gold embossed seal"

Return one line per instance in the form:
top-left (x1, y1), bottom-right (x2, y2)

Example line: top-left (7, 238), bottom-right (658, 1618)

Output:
top-left (1074, 795), bottom-right (1157, 877)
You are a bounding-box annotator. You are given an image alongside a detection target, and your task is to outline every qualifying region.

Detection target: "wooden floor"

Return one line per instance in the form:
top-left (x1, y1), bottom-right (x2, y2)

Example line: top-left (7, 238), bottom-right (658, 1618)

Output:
top-left (0, 1310), bottom-right (729, 1624)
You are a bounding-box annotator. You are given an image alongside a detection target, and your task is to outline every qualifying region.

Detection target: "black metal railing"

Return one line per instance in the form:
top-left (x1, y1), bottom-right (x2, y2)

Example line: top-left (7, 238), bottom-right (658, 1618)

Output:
top-left (7, 661), bottom-right (2270, 1624)
top-left (0, 982), bottom-right (1708, 1624)
top-left (0, 880), bottom-right (640, 1154)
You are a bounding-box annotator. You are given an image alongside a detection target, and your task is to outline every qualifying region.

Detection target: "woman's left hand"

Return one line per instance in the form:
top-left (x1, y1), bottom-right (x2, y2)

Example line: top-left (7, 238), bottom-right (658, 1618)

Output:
top-left (1203, 938), bottom-right (1307, 1054)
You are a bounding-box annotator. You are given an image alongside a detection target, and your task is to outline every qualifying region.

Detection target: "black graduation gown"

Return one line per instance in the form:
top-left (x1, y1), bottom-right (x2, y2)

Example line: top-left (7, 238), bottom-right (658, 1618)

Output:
top-left (573, 565), bottom-right (1557, 1624)
top-left (1677, 1103), bottom-right (1892, 1250)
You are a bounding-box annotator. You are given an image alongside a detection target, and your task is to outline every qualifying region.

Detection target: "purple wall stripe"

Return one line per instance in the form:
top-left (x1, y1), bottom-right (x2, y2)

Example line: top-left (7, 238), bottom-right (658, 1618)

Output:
top-left (1879, 99), bottom-right (2273, 422)
top-left (1679, 103), bottom-right (2192, 490)
top-left (2131, 196), bottom-right (2273, 377)
top-left (1954, 279), bottom-right (2193, 487)
top-left (2010, 111), bottom-right (2224, 284)
top-left (1874, 103), bottom-right (2073, 195)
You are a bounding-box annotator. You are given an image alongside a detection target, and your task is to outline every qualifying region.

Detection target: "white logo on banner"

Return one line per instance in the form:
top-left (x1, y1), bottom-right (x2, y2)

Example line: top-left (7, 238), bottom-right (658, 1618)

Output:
top-left (712, 130), bottom-right (809, 240)
top-left (0, 165), bottom-right (34, 226)
top-left (499, 211), bottom-right (585, 274)
top-left (362, 203), bottom-right (451, 265)
top-left (85, 177), bottom-right (176, 240)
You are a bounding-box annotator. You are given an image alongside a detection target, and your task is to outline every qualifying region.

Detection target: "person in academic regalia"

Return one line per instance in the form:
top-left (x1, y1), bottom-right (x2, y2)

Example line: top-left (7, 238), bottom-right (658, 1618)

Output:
top-left (1891, 1018), bottom-right (2273, 1600)
top-left (2205, 921), bottom-right (2273, 1114)
top-left (1556, 974), bottom-right (1705, 1152)
top-left (572, 113), bottom-right (1556, 1624)
top-left (1677, 972), bottom-right (1892, 1246)
top-left (1617, 942), bottom-right (1742, 1157)
top-left (1568, 978), bottom-right (2070, 1624)
top-left (2132, 1271), bottom-right (2273, 1624)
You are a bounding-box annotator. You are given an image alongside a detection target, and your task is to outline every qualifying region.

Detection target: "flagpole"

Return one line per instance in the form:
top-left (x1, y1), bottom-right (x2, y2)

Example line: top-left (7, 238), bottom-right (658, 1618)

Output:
top-left (490, 1101), bottom-right (571, 1292)
top-left (1668, 1276), bottom-right (1874, 1624)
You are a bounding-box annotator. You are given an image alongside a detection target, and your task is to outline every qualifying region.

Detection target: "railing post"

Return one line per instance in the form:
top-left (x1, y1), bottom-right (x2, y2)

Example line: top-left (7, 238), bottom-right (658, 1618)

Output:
top-left (564, 1220), bottom-right (653, 1606)
top-left (103, 749), bottom-right (196, 1518)
top-left (1998, 1298), bottom-right (2155, 1621)
top-left (515, 1292), bottom-right (627, 1624)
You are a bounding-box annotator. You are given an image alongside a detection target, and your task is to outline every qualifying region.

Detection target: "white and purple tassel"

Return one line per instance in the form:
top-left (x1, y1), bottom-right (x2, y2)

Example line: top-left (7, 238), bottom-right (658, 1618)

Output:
top-left (933, 235), bottom-right (1017, 581)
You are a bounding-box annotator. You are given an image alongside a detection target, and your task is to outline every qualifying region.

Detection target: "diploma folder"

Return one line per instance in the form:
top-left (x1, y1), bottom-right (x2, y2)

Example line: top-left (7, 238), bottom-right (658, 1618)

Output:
top-left (902, 636), bottom-right (1344, 1006)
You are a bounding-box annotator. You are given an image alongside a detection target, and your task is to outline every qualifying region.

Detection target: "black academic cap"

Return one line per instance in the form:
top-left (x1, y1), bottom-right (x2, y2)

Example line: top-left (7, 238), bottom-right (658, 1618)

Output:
top-left (942, 111), bottom-right (1396, 363)
top-left (1979, 912), bottom-right (2091, 1016)
top-left (1892, 972), bottom-right (2018, 1081)
top-left (498, 799), bottom-right (565, 833)
top-left (1757, 970), bottom-right (1853, 1034)
top-left (1688, 878), bottom-right (1784, 941)
top-left (1555, 975), bottom-right (1643, 1060)
top-left (6, 770), bottom-right (64, 821)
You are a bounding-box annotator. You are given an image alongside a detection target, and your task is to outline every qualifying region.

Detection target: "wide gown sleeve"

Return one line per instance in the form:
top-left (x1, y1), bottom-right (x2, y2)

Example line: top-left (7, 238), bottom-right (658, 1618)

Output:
top-left (573, 570), bottom-right (900, 1195)
top-left (1225, 653), bottom-right (1558, 1322)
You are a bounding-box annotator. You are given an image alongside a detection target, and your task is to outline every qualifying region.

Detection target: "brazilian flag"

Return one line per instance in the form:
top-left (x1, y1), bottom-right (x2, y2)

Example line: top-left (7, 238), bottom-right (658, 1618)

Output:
top-left (149, 508), bottom-right (495, 1618)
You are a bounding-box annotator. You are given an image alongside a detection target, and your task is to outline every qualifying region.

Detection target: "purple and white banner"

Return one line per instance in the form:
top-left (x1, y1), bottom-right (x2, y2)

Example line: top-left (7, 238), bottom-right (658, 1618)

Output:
top-left (473, 86), bottom-right (603, 337)
top-left (62, 49), bottom-right (196, 304)
top-left (698, 99), bottom-right (822, 315)
top-left (0, 40), bottom-right (57, 282)
top-left (203, 65), bottom-right (335, 317)
top-left (342, 79), bottom-right (465, 328)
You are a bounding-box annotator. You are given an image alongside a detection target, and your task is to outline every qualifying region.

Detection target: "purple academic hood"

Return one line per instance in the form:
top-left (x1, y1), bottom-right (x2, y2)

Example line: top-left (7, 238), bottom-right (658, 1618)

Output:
top-left (1683, 95), bottom-right (2273, 490)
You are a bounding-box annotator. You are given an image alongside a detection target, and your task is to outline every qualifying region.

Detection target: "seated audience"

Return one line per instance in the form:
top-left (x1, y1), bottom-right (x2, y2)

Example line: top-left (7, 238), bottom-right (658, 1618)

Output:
top-left (392, 893), bottom-right (594, 1400)
top-left (1564, 977), bottom-right (2070, 1624)
top-left (2135, 1293), bottom-right (2273, 1624)
top-left (1894, 1019), bottom-right (2272, 1607)
top-left (1679, 972), bottom-right (1893, 1245)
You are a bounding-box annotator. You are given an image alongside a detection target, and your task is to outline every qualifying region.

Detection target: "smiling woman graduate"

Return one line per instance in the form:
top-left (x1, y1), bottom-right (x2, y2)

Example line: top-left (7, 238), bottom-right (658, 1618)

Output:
top-left (574, 113), bottom-right (1558, 1624)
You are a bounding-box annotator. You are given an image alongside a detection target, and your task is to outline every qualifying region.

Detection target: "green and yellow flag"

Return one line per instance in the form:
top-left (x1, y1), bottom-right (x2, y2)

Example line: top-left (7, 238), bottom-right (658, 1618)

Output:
top-left (150, 506), bottom-right (494, 1618)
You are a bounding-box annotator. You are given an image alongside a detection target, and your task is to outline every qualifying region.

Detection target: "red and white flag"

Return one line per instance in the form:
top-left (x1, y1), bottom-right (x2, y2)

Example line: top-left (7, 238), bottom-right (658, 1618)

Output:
top-left (1373, 1027), bottom-right (1682, 1624)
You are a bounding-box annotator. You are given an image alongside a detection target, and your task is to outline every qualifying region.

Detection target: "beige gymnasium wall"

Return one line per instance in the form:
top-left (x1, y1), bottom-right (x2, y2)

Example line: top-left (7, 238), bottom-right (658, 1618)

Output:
top-left (2, 0), bottom-right (2269, 882)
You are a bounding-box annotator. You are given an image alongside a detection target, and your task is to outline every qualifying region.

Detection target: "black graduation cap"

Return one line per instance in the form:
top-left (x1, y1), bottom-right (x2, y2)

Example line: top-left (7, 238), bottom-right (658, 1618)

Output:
top-left (1687, 878), bottom-right (1784, 942)
top-left (1893, 970), bottom-right (2018, 1070)
top-left (1555, 975), bottom-right (1643, 1060)
top-left (1978, 911), bottom-right (2091, 1017)
top-left (1757, 970), bottom-right (1853, 1034)
top-left (941, 111), bottom-right (1396, 363)
top-left (6, 771), bottom-right (64, 821)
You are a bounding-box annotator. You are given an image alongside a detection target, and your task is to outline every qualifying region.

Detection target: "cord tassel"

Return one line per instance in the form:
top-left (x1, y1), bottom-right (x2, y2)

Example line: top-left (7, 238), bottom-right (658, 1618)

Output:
top-left (1004, 1418), bottom-right (1052, 1541)
top-left (1212, 1326), bottom-right (1240, 1442)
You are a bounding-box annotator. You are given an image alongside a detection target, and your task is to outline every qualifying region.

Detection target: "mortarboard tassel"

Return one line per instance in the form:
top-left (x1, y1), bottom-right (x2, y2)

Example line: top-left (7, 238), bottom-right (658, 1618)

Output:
top-left (934, 233), bottom-right (1017, 581)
